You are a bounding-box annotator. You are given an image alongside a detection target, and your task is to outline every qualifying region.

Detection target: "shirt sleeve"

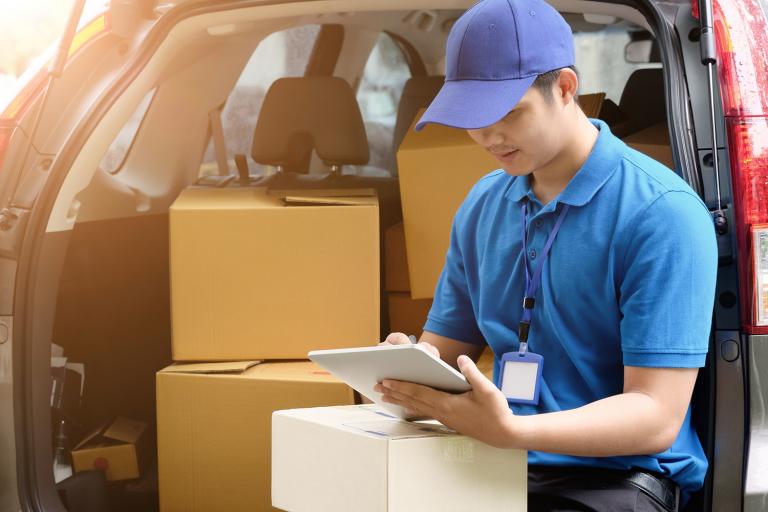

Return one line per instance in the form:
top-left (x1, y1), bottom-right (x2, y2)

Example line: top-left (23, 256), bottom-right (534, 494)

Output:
top-left (423, 213), bottom-right (485, 345)
top-left (619, 191), bottom-right (717, 367)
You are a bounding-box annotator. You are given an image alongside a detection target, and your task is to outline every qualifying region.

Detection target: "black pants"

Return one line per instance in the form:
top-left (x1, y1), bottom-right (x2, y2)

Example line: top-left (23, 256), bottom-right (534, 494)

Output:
top-left (528, 466), bottom-right (679, 512)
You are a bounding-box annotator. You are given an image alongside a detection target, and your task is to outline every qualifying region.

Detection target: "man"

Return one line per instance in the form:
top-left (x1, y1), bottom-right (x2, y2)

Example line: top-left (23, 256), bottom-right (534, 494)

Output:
top-left (372, 0), bottom-right (718, 510)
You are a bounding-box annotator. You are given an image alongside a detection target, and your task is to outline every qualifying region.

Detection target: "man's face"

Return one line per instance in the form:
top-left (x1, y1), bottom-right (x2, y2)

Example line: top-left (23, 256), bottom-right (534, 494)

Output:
top-left (467, 86), bottom-right (565, 177)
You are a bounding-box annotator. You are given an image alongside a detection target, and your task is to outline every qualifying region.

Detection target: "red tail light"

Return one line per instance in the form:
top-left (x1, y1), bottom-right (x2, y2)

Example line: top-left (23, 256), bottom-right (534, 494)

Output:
top-left (713, 0), bottom-right (768, 333)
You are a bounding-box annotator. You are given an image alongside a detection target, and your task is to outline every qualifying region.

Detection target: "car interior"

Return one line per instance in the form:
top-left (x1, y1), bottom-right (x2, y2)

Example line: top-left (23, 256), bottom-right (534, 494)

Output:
top-left (28, 1), bottom-right (705, 510)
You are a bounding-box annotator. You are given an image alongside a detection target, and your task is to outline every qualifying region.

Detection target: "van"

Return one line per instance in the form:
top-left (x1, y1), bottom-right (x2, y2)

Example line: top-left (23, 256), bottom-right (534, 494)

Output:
top-left (0, 0), bottom-right (766, 510)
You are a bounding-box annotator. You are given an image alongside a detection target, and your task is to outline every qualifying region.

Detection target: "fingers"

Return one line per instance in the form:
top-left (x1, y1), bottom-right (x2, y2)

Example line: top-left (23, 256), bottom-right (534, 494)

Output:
top-left (457, 355), bottom-right (494, 393)
top-left (380, 332), bottom-right (412, 346)
top-left (419, 341), bottom-right (441, 359)
top-left (374, 380), bottom-right (441, 416)
top-left (379, 387), bottom-right (433, 419)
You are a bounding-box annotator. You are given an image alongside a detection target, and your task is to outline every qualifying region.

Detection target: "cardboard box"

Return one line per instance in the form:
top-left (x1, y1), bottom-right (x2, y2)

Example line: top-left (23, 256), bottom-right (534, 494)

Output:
top-left (397, 117), bottom-right (498, 299)
top-left (384, 223), bottom-right (410, 292)
top-left (477, 347), bottom-right (495, 381)
top-left (623, 122), bottom-right (673, 168)
top-left (156, 360), bottom-right (355, 512)
top-left (387, 292), bottom-right (432, 335)
top-left (577, 92), bottom-right (605, 119)
top-left (272, 404), bottom-right (526, 511)
top-left (396, 93), bottom-right (606, 299)
top-left (71, 417), bottom-right (147, 481)
top-left (387, 292), bottom-right (495, 380)
top-left (170, 187), bottom-right (380, 361)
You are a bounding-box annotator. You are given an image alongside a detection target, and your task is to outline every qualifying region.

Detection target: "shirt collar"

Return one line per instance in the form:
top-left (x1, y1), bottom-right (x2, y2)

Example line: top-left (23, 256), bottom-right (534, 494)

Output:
top-left (503, 119), bottom-right (623, 208)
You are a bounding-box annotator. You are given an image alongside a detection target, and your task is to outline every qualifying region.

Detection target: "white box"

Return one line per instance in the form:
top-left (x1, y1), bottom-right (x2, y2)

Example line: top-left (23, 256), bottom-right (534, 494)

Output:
top-left (272, 405), bottom-right (526, 511)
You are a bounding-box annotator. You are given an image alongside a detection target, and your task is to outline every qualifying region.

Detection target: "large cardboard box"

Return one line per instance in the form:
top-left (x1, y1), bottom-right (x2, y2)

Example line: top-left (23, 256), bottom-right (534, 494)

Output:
top-left (388, 293), bottom-right (495, 380)
top-left (272, 404), bottom-right (526, 511)
top-left (396, 95), bottom-right (607, 299)
top-left (623, 122), bottom-right (673, 168)
top-left (156, 360), bottom-right (355, 512)
top-left (71, 417), bottom-right (147, 481)
top-left (396, 119), bottom-right (497, 299)
top-left (170, 187), bottom-right (380, 361)
top-left (387, 292), bottom-right (432, 335)
top-left (384, 223), bottom-right (410, 293)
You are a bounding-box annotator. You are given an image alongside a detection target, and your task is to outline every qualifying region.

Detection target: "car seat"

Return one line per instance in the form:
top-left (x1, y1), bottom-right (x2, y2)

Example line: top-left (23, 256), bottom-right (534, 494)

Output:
top-left (251, 76), bottom-right (370, 176)
top-left (611, 68), bottom-right (666, 138)
top-left (392, 75), bottom-right (444, 154)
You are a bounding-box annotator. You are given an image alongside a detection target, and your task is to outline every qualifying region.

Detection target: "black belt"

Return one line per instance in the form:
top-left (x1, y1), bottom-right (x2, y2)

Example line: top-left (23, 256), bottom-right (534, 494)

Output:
top-left (626, 470), bottom-right (679, 511)
top-left (529, 465), bottom-right (679, 511)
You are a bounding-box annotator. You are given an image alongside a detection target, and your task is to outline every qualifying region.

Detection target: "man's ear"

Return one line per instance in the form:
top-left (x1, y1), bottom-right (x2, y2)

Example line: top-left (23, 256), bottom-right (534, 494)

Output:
top-left (556, 68), bottom-right (579, 106)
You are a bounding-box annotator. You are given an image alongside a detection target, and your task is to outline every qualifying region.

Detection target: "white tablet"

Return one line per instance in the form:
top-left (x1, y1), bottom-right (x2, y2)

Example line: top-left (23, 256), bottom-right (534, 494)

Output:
top-left (308, 344), bottom-right (471, 419)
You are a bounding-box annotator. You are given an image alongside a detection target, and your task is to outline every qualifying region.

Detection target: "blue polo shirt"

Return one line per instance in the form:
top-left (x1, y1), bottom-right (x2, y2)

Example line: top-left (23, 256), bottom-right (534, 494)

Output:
top-left (424, 119), bottom-right (717, 499)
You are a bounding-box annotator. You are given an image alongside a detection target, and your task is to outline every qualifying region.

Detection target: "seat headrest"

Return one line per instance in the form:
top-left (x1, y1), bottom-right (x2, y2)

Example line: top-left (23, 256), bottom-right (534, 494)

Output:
top-left (251, 77), bottom-right (369, 170)
top-left (392, 76), bottom-right (445, 153)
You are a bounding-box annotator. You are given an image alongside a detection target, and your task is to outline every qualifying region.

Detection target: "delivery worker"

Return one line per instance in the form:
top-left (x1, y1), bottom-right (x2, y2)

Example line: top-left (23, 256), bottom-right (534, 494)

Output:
top-left (373, 0), bottom-right (718, 510)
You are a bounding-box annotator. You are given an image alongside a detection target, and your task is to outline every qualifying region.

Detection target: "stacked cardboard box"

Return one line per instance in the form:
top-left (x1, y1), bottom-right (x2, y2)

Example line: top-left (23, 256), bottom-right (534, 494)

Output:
top-left (157, 361), bottom-right (355, 512)
top-left (169, 187), bottom-right (380, 360)
top-left (622, 122), bottom-right (674, 168)
top-left (395, 95), bottom-right (606, 300)
top-left (385, 221), bottom-right (495, 381)
top-left (158, 187), bottom-right (380, 511)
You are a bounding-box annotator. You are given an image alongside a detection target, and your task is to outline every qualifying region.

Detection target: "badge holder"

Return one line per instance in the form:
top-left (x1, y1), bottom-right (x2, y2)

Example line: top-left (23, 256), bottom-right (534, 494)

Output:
top-left (499, 350), bottom-right (543, 405)
top-left (499, 305), bottom-right (544, 405)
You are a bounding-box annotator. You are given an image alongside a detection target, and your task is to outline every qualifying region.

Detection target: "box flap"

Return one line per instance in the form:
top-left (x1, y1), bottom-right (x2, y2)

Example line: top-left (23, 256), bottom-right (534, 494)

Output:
top-left (577, 92), bottom-right (606, 118)
top-left (342, 419), bottom-right (456, 439)
top-left (160, 361), bottom-right (262, 374)
top-left (245, 360), bottom-right (348, 383)
top-left (399, 110), bottom-right (477, 150)
top-left (73, 420), bottom-right (110, 451)
top-left (103, 417), bottom-right (147, 444)
top-left (281, 196), bottom-right (373, 207)
top-left (267, 188), bottom-right (377, 198)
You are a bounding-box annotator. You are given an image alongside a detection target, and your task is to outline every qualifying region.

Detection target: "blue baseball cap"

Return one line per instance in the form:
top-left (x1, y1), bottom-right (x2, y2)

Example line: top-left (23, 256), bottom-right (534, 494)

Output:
top-left (415, 0), bottom-right (575, 131)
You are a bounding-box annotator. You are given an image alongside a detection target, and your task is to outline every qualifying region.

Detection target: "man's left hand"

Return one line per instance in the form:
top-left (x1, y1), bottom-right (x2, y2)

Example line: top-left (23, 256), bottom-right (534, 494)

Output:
top-left (372, 355), bottom-right (516, 449)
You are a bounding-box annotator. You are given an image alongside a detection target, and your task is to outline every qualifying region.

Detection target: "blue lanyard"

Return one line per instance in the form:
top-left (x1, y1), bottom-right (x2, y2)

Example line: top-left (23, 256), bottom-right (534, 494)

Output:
top-left (518, 200), bottom-right (570, 354)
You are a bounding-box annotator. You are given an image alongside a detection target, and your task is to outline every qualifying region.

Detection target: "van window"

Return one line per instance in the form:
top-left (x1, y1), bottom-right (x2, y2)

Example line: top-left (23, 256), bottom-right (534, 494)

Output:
top-left (354, 32), bottom-right (411, 174)
top-left (100, 88), bottom-right (156, 174)
top-left (574, 27), bottom-right (661, 103)
top-left (199, 24), bottom-right (321, 177)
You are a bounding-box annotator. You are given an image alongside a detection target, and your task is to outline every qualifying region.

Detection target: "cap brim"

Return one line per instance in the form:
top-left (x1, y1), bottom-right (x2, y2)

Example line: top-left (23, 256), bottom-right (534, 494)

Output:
top-left (414, 75), bottom-right (537, 131)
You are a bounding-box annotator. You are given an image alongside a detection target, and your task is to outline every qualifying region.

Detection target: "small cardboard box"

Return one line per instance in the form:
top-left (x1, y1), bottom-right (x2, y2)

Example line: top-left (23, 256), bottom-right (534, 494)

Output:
top-left (384, 223), bottom-right (410, 293)
top-left (272, 404), bottom-right (526, 511)
top-left (156, 360), bottom-right (355, 512)
top-left (623, 122), bottom-right (673, 168)
top-left (169, 187), bottom-right (380, 361)
top-left (71, 417), bottom-right (147, 481)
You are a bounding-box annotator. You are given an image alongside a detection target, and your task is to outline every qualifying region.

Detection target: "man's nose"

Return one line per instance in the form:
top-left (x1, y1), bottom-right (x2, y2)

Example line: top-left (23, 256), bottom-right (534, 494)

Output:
top-left (467, 126), bottom-right (503, 147)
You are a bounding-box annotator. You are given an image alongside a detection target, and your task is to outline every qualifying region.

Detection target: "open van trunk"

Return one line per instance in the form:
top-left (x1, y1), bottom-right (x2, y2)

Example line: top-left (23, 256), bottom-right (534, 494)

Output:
top-left (2, 1), bottom-right (737, 511)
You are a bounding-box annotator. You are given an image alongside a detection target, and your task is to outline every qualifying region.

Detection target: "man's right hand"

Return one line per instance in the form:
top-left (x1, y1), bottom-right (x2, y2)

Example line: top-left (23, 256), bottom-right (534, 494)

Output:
top-left (379, 332), bottom-right (441, 360)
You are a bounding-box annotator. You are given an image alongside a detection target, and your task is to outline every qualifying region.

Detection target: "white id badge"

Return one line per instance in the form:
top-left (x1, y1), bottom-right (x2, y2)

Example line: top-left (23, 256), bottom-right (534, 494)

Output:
top-left (498, 351), bottom-right (544, 405)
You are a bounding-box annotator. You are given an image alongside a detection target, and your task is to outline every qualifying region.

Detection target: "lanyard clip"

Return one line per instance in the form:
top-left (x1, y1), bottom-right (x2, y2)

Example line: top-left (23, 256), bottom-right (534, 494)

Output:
top-left (522, 296), bottom-right (535, 310)
top-left (517, 321), bottom-right (531, 353)
top-left (519, 341), bottom-right (528, 355)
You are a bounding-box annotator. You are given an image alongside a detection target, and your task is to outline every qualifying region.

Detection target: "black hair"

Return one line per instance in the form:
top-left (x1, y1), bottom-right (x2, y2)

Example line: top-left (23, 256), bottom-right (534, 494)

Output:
top-left (531, 65), bottom-right (579, 105)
